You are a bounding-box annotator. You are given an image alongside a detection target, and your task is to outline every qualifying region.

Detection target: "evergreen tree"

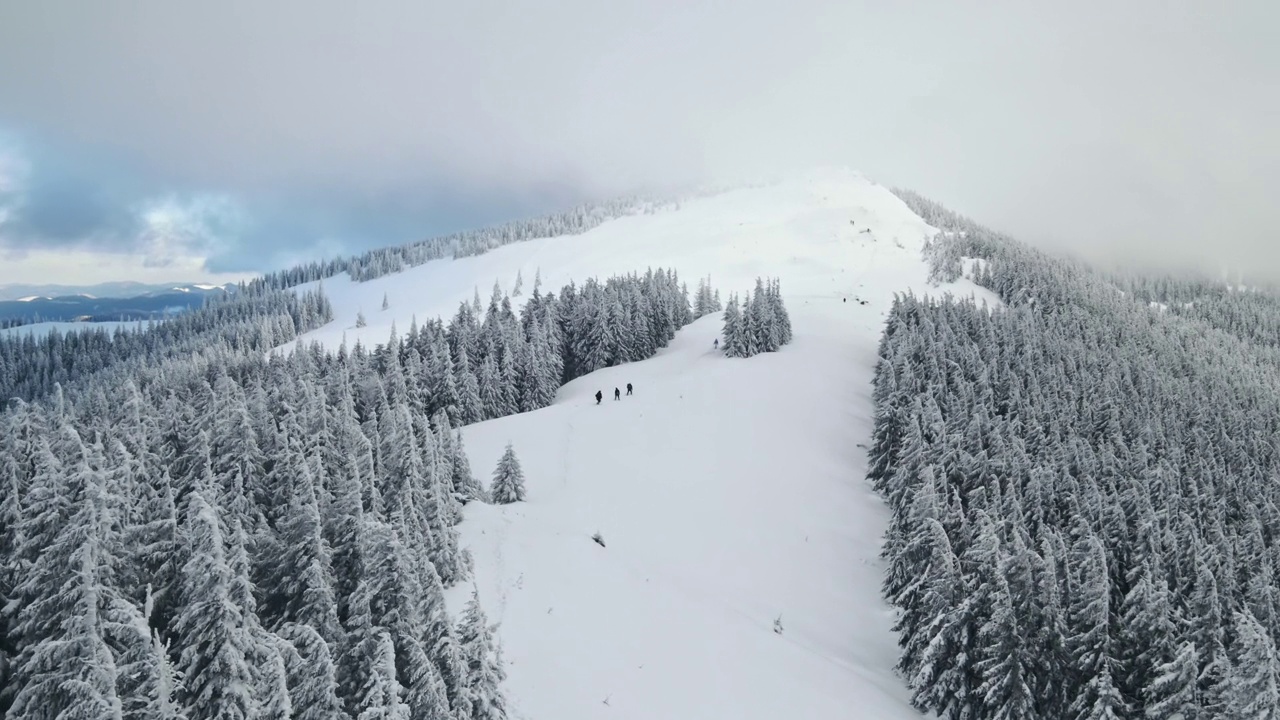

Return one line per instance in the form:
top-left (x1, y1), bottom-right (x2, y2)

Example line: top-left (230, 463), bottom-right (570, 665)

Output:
top-left (105, 584), bottom-right (188, 720)
top-left (1226, 608), bottom-right (1280, 718)
top-left (1067, 539), bottom-right (1126, 720)
top-left (769, 278), bottom-right (791, 344)
top-left (478, 355), bottom-right (503, 422)
top-left (975, 572), bottom-right (1035, 719)
top-left (172, 491), bottom-right (256, 720)
top-left (454, 346), bottom-right (483, 426)
top-left (1144, 641), bottom-right (1199, 719)
top-left (722, 295), bottom-right (744, 357)
top-left (489, 443), bottom-right (527, 505)
top-left (902, 521), bottom-right (973, 719)
top-left (357, 630), bottom-right (411, 720)
top-left (271, 445), bottom-right (342, 643)
top-left (8, 430), bottom-right (124, 720)
top-left (276, 624), bottom-right (346, 720)
top-left (451, 430), bottom-right (485, 504)
top-left (251, 638), bottom-right (293, 719)
top-left (458, 588), bottom-right (508, 720)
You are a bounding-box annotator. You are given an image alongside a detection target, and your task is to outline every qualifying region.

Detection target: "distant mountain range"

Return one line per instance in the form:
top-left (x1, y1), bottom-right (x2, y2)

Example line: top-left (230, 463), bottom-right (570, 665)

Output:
top-left (0, 280), bottom-right (242, 302)
top-left (0, 282), bottom-right (237, 326)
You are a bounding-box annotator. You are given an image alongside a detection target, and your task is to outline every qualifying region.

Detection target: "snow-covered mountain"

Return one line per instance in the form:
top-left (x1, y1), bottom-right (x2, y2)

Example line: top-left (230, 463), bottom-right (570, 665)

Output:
top-left (0, 280), bottom-right (239, 302)
top-left (283, 167), bottom-right (998, 719)
top-left (0, 282), bottom-right (238, 331)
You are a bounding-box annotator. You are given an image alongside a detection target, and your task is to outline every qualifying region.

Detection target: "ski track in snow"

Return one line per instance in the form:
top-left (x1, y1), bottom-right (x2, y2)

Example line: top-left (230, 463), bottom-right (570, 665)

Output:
top-left (285, 168), bottom-right (1001, 720)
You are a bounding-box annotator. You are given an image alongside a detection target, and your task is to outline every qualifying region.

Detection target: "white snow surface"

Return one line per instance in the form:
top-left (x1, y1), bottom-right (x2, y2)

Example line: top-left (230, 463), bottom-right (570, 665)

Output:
top-left (0, 320), bottom-right (147, 339)
top-left (288, 168), bottom-right (999, 720)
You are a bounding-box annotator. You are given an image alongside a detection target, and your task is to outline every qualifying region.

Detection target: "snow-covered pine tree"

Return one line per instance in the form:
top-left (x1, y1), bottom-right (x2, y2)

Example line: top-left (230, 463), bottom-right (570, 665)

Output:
top-left (478, 354), bottom-right (504, 421)
top-left (454, 345), bottom-right (484, 426)
top-left (350, 517), bottom-right (451, 719)
top-left (428, 337), bottom-right (462, 422)
top-left (1118, 559), bottom-right (1177, 713)
top-left (270, 442), bottom-right (342, 643)
top-left (1143, 641), bottom-right (1198, 719)
top-left (1066, 537), bottom-right (1127, 719)
top-left (8, 429), bottom-right (124, 720)
top-left (452, 429), bottom-right (486, 504)
top-left (356, 630), bottom-right (411, 720)
top-left (497, 345), bottom-right (519, 417)
top-left (603, 295), bottom-right (627, 365)
top-left (515, 335), bottom-right (542, 413)
top-left (108, 590), bottom-right (188, 720)
top-left (769, 278), bottom-right (791, 345)
top-left (1226, 608), bottom-right (1280, 718)
top-left (578, 296), bottom-right (612, 375)
top-left (694, 276), bottom-right (716, 318)
top-left (489, 443), bottom-right (527, 504)
top-left (276, 623), bottom-right (346, 720)
top-left (458, 587), bottom-right (508, 720)
top-left (122, 463), bottom-right (182, 634)
top-left (536, 316), bottom-right (565, 398)
top-left (382, 293), bottom-right (390, 311)
top-left (975, 572), bottom-right (1036, 719)
top-left (722, 295), bottom-right (744, 357)
top-left (512, 269), bottom-right (523, 296)
top-left (903, 521), bottom-right (973, 719)
top-left (743, 287), bottom-right (766, 356)
top-left (357, 311), bottom-right (368, 328)
top-left (419, 426), bottom-right (465, 585)
top-left (172, 491), bottom-right (257, 719)
top-left (251, 638), bottom-right (293, 719)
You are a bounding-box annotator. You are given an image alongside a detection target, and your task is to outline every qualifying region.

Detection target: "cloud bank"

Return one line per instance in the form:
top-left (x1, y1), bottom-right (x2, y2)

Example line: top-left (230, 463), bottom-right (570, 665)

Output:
top-left (0, 0), bottom-right (1276, 281)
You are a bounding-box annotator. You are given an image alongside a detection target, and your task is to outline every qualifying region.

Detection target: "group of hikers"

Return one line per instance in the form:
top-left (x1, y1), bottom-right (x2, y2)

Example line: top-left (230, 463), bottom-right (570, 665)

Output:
top-left (591, 335), bottom-right (727, 404)
top-left (595, 383), bottom-right (634, 403)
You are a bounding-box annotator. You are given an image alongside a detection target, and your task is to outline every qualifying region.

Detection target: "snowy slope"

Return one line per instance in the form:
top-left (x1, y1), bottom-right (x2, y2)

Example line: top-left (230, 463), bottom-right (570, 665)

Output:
top-left (0, 319), bottom-right (146, 339)
top-left (288, 167), bottom-right (999, 719)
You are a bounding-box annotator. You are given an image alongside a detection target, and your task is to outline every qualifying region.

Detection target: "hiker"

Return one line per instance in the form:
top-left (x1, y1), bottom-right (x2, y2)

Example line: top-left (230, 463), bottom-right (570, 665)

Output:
top-left (626, 383), bottom-right (633, 396)
top-left (614, 388), bottom-right (621, 401)
top-left (595, 390), bottom-right (603, 404)
top-left (713, 338), bottom-right (719, 350)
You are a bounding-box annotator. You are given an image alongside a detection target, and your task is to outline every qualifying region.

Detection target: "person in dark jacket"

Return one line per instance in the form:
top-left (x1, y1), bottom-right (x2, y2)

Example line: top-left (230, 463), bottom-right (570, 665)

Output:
top-left (626, 383), bottom-right (633, 395)
top-left (595, 390), bottom-right (603, 404)
top-left (614, 388), bottom-right (621, 401)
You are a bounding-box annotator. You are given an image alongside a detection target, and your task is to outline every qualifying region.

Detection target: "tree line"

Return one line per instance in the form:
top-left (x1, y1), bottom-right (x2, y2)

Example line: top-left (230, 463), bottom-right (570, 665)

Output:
top-left (245, 194), bottom-right (692, 293)
top-left (0, 265), bottom-right (730, 718)
top-left (720, 277), bottom-right (792, 358)
top-left (368, 267), bottom-right (702, 427)
top-left (0, 286), bottom-right (333, 404)
top-left (872, 191), bottom-right (1280, 718)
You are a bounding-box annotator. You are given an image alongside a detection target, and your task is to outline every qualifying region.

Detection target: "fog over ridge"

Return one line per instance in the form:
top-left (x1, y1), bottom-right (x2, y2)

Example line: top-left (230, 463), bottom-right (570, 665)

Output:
top-left (0, 0), bottom-right (1275, 282)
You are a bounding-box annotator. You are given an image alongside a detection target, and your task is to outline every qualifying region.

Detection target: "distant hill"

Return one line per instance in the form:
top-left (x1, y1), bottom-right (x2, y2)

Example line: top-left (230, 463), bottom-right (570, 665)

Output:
top-left (0, 280), bottom-right (237, 302)
top-left (0, 282), bottom-right (237, 326)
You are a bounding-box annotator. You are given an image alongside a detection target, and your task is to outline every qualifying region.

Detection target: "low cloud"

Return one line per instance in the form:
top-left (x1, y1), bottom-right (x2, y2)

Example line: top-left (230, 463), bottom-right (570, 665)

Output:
top-left (0, 1), bottom-right (1276, 279)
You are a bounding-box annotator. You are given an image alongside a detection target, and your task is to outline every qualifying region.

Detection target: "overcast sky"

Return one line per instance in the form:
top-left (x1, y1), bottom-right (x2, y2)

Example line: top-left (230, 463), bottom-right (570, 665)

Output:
top-left (0, 0), bottom-right (1276, 285)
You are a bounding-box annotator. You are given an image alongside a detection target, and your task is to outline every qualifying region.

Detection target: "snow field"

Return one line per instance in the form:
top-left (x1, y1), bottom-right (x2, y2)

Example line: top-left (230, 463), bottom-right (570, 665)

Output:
top-left (289, 167), bottom-right (1000, 719)
top-left (0, 319), bottom-right (147, 339)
